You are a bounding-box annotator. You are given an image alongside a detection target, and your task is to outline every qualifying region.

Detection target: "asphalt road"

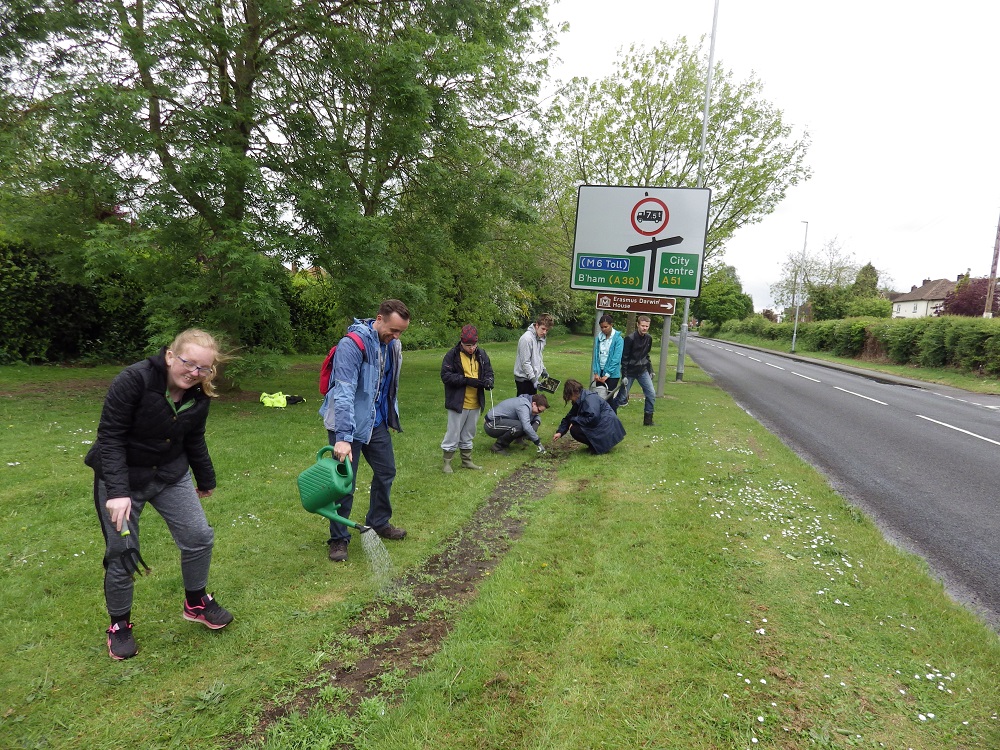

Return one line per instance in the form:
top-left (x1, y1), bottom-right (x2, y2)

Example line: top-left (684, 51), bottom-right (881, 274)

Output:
top-left (685, 336), bottom-right (1000, 630)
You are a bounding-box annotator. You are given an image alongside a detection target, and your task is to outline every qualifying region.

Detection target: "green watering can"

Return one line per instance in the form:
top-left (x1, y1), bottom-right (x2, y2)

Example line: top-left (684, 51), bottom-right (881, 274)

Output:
top-left (297, 446), bottom-right (371, 533)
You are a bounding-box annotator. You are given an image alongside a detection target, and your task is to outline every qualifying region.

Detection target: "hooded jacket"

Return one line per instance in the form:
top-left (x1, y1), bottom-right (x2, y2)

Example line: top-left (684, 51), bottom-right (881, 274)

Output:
top-left (84, 349), bottom-right (215, 499)
top-left (320, 318), bottom-right (402, 444)
top-left (441, 342), bottom-right (494, 413)
top-left (514, 324), bottom-right (546, 384)
top-left (484, 394), bottom-right (542, 444)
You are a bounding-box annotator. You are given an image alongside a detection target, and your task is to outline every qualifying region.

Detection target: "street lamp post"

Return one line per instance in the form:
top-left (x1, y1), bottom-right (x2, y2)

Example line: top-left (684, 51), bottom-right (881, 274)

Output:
top-left (790, 220), bottom-right (808, 353)
top-left (674, 0), bottom-right (720, 384)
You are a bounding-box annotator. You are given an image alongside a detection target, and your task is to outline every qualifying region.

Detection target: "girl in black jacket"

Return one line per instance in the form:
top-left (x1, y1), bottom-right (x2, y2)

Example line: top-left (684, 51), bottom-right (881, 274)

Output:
top-left (86, 329), bottom-right (232, 660)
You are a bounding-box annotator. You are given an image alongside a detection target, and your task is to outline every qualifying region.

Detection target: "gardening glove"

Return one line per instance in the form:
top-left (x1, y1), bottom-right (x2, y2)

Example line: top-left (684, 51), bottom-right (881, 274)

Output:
top-left (535, 441), bottom-right (546, 454)
top-left (484, 379), bottom-right (494, 390)
top-left (466, 377), bottom-right (482, 388)
top-left (541, 369), bottom-right (549, 380)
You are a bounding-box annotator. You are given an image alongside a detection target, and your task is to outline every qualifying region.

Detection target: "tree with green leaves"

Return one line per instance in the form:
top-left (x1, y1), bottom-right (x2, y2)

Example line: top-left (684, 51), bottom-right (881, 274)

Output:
top-left (2, 0), bottom-right (555, 349)
top-left (771, 238), bottom-right (856, 311)
top-left (547, 37), bottom-right (811, 264)
top-left (692, 263), bottom-right (753, 325)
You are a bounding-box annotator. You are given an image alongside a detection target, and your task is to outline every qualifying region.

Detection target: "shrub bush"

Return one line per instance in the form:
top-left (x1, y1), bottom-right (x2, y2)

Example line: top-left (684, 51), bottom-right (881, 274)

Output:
top-left (917, 318), bottom-right (951, 368)
top-left (833, 319), bottom-right (870, 358)
top-left (882, 318), bottom-right (928, 364)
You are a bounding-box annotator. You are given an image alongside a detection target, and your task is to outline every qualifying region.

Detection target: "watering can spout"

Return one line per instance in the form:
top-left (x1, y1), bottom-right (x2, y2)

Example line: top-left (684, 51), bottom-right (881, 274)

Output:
top-left (356, 525), bottom-right (372, 535)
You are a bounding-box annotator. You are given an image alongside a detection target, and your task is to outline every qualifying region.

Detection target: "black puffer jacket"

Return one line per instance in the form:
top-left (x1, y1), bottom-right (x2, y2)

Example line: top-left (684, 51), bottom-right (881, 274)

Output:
top-left (84, 349), bottom-right (215, 499)
top-left (441, 343), bottom-right (494, 413)
top-left (620, 330), bottom-right (653, 376)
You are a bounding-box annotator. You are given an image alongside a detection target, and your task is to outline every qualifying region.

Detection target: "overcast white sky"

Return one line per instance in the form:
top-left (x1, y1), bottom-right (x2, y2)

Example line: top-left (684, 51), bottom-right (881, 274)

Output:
top-left (548, 0), bottom-right (1000, 310)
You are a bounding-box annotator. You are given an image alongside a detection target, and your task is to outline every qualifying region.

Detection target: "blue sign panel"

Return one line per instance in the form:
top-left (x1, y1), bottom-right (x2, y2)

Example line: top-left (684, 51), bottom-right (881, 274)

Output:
top-left (578, 256), bottom-right (630, 272)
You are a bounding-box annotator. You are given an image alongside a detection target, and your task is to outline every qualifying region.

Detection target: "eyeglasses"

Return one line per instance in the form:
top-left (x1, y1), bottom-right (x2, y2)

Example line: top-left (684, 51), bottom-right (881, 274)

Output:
top-left (174, 355), bottom-right (214, 376)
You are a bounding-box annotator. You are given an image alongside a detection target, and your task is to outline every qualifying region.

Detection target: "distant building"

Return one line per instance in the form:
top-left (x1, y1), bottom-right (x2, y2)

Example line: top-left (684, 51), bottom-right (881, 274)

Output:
top-left (891, 275), bottom-right (965, 318)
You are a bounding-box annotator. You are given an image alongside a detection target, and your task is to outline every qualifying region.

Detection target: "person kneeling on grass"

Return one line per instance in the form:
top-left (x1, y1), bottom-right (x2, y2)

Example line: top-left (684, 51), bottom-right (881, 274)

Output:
top-left (484, 393), bottom-right (549, 455)
top-left (552, 378), bottom-right (626, 454)
top-left (85, 329), bottom-right (233, 661)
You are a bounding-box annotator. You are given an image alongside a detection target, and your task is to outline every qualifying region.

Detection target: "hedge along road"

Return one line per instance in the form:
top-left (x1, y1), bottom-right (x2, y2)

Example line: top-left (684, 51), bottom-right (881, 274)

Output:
top-left (686, 336), bottom-right (1000, 631)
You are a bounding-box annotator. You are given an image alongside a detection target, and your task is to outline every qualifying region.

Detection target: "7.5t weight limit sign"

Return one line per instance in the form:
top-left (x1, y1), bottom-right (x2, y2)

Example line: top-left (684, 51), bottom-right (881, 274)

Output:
top-left (571, 185), bottom-right (711, 298)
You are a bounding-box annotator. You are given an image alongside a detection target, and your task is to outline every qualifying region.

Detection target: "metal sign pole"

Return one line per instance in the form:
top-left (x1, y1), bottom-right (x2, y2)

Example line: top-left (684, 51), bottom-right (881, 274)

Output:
top-left (676, 0), bottom-right (720, 382)
top-left (657, 315), bottom-right (672, 397)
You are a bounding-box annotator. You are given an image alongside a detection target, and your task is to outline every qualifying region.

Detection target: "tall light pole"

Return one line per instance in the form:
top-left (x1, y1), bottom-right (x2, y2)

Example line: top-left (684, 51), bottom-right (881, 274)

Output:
top-left (790, 220), bottom-right (808, 353)
top-left (984, 210), bottom-right (1000, 318)
top-left (674, 0), bottom-right (720, 383)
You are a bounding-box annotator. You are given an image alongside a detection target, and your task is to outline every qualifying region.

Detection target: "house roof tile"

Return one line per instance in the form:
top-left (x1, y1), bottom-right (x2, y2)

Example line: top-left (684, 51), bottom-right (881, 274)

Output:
top-left (893, 278), bottom-right (957, 302)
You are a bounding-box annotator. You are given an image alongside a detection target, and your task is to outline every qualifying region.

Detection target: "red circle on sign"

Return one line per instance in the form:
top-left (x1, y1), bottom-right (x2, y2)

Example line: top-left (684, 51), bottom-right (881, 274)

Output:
top-left (631, 198), bottom-right (669, 236)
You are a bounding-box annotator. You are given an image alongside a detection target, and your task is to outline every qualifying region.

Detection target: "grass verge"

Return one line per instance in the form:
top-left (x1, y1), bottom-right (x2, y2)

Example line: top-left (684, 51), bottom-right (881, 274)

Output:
top-left (1, 335), bottom-right (998, 749)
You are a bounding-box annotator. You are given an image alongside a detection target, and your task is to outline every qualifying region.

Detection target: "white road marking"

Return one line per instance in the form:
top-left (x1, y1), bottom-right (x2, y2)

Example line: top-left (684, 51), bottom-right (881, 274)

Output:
top-left (792, 372), bottom-right (821, 382)
top-left (833, 386), bottom-right (888, 405)
top-left (765, 363), bottom-right (784, 370)
top-left (916, 415), bottom-right (1000, 446)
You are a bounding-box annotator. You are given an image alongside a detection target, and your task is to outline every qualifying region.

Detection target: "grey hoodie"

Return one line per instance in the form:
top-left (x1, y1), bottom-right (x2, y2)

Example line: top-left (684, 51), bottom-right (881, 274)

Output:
top-left (514, 324), bottom-right (546, 383)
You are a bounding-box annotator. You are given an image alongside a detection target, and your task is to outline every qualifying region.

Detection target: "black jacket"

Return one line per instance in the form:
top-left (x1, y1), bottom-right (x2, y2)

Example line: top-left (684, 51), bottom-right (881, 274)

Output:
top-left (621, 330), bottom-right (653, 376)
top-left (441, 343), bottom-right (494, 413)
top-left (84, 349), bottom-right (216, 498)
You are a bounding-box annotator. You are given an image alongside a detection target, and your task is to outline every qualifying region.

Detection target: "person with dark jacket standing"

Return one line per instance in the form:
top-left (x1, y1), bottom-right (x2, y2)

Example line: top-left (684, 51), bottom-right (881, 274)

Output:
top-left (86, 329), bottom-right (232, 661)
top-left (614, 314), bottom-right (657, 425)
top-left (440, 325), bottom-right (494, 473)
top-left (553, 379), bottom-right (626, 454)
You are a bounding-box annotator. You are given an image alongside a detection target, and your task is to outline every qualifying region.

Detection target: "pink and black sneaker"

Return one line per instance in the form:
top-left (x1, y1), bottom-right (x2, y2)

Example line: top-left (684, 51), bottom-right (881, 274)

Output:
top-left (182, 593), bottom-right (233, 629)
top-left (107, 621), bottom-right (138, 660)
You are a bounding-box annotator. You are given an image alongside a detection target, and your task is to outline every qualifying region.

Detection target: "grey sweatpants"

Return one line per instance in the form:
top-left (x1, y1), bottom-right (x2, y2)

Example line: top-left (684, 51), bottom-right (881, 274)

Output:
top-left (440, 407), bottom-right (481, 452)
top-left (95, 473), bottom-right (215, 620)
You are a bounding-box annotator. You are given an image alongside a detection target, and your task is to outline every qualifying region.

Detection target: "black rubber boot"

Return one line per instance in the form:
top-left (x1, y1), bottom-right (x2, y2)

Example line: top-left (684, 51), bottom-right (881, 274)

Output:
top-left (643, 412), bottom-right (654, 426)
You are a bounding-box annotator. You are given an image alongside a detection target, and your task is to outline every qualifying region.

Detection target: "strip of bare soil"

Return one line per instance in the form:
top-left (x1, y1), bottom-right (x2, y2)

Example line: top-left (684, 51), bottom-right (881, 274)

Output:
top-left (232, 456), bottom-right (562, 748)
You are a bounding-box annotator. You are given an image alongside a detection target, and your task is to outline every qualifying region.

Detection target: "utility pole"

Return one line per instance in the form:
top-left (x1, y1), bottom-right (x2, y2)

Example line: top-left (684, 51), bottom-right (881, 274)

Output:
top-left (984, 210), bottom-right (1000, 318)
top-left (675, 0), bottom-right (720, 383)
top-left (790, 220), bottom-right (808, 353)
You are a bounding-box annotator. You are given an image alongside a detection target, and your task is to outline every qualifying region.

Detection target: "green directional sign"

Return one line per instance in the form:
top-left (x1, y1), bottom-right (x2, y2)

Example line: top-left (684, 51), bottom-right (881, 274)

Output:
top-left (571, 185), bottom-right (711, 298)
top-left (658, 252), bottom-right (700, 292)
top-left (574, 254), bottom-right (646, 291)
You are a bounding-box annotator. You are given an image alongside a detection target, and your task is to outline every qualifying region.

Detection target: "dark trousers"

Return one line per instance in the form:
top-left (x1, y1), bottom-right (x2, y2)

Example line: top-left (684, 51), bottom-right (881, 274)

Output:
top-left (568, 423), bottom-right (592, 448)
top-left (484, 417), bottom-right (525, 447)
top-left (515, 379), bottom-right (537, 396)
top-left (326, 423), bottom-right (396, 543)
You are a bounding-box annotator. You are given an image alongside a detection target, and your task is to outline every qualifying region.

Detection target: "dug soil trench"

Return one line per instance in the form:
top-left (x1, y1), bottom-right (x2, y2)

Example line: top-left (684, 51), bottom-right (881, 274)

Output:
top-left (233, 455), bottom-right (563, 748)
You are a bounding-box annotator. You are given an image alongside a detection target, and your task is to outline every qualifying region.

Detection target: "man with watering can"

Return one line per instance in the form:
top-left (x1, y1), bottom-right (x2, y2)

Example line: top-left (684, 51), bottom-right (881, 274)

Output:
top-left (319, 300), bottom-right (410, 562)
top-left (440, 325), bottom-right (495, 473)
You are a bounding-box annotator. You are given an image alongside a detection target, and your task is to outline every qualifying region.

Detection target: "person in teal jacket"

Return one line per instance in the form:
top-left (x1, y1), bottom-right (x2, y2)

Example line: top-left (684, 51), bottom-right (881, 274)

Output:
top-left (591, 314), bottom-right (623, 410)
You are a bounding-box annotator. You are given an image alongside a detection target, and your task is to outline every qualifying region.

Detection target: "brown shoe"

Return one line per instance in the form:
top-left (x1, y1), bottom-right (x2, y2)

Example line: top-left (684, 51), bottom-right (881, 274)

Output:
top-left (328, 540), bottom-right (349, 562)
top-left (374, 523), bottom-right (407, 540)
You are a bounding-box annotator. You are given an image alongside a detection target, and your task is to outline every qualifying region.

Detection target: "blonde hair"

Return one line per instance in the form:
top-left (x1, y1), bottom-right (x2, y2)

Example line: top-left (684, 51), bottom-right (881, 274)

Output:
top-left (169, 328), bottom-right (222, 397)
